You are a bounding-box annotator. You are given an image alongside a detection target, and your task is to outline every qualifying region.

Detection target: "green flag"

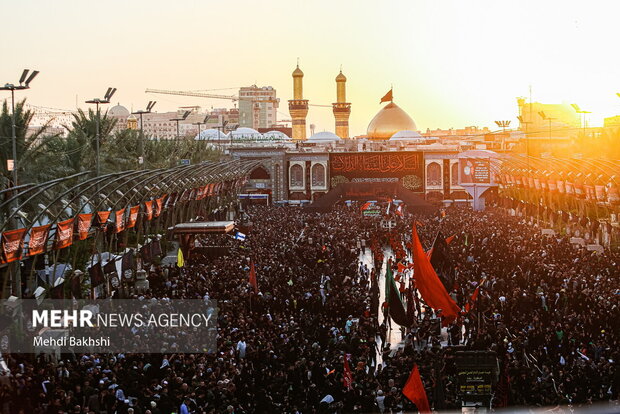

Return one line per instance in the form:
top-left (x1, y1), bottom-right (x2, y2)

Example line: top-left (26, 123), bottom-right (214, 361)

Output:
top-left (384, 262), bottom-right (410, 327)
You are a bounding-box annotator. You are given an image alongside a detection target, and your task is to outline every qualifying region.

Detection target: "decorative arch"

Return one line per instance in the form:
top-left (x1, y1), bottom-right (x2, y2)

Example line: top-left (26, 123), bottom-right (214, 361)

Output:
top-left (311, 163), bottom-right (326, 187)
top-left (451, 162), bottom-right (459, 186)
top-left (426, 162), bottom-right (441, 186)
top-left (289, 164), bottom-right (304, 188)
top-left (250, 166), bottom-right (270, 180)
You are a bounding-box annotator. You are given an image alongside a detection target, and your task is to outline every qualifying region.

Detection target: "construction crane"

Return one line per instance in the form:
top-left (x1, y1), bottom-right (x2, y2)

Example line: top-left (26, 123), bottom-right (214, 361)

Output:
top-left (145, 88), bottom-right (331, 107)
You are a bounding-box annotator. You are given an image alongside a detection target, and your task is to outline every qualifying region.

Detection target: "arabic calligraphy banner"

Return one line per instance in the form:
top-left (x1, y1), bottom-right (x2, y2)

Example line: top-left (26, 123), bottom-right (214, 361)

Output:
top-left (329, 152), bottom-right (424, 192)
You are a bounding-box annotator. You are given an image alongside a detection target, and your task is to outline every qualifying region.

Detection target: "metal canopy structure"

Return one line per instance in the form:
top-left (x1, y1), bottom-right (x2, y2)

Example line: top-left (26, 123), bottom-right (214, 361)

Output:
top-left (173, 221), bottom-right (235, 235)
top-left (0, 159), bottom-right (260, 273)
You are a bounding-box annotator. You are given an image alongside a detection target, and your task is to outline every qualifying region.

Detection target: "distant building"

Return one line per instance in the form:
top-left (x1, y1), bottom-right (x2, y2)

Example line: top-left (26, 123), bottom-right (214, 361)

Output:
top-left (238, 85), bottom-right (279, 129)
top-left (422, 126), bottom-right (491, 141)
top-left (604, 115), bottom-right (620, 127)
top-left (26, 105), bottom-right (74, 138)
top-left (516, 98), bottom-right (580, 138)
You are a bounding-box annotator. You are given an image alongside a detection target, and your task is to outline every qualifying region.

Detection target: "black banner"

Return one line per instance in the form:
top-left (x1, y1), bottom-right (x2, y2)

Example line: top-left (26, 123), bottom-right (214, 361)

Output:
top-left (329, 152), bottom-right (424, 192)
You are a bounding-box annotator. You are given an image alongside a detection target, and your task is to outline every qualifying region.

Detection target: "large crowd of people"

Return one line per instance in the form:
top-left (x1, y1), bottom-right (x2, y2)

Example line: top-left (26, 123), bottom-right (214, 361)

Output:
top-left (1, 203), bottom-right (619, 413)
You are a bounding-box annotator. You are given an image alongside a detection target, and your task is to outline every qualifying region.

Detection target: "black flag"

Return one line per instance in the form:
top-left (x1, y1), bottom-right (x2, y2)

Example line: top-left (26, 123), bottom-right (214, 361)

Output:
top-left (429, 232), bottom-right (455, 291)
top-left (89, 262), bottom-right (105, 287)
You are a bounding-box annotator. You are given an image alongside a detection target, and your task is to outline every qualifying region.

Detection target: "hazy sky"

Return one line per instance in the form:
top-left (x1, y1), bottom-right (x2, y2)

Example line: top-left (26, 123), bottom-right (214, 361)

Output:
top-left (2, 0), bottom-right (620, 136)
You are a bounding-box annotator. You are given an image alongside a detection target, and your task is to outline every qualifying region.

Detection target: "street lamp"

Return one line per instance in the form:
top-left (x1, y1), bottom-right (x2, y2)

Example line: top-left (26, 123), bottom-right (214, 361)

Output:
top-left (538, 111), bottom-right (556, 142)
top-left (85, 87), bottom-right (116, 180)
top-left (170, 110), bottom-right (191, 141)
top-left (517, 115), bottom-right (533, 171)
top-left (571, 104), bottom-right (590, 139)
top-left (193, 114), bottom-right (210, 142)
top-left (132, 100), bottom-right (156, 166)
top-left (494, 120), bottom-right (511, 150)
top-left (0, 70), bottom-right (39, 299)
top-left (1, 69), bottom-right (39, 188)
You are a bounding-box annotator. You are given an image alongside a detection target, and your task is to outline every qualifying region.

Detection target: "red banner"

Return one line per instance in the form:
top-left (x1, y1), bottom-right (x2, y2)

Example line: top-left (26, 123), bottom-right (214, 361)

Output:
top-left (584, 185), bottom-right (595, 201)
top-left (77, 214), bottom-right (92, 240)
top-left (127, 206), bottom-right (140, 229)
top-left (154, 196), bottom-right (165, 217)
top-left (565, 181), bottom-right (574, 195)
top-left (528, 177), bottom-right (535, 188)
top-left (595, 185), bottom-right (606, 202)
top-left (557, 180), bottom-right (565, 194)
top-left (515, 176), bottom-right (523, 187)
top-left (115, 209), bottom-right (126, 233)
top-left (28, 225), bottom-right (51, 256)
top-left (144, 200), bottom-right (154, 221)
top-left (574, 183), bottom-right (584, 198)
top-left (56, 218), bottom-right (75, 250)
top-left (97, 211), bottom-right (111, 229)
top-left (1, 228), bottom-right (26, 263)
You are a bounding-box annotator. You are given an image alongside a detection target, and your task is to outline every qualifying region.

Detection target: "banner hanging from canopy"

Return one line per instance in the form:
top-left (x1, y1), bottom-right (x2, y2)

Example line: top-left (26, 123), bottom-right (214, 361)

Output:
top-left (28, 225), bottom-right (51, 256)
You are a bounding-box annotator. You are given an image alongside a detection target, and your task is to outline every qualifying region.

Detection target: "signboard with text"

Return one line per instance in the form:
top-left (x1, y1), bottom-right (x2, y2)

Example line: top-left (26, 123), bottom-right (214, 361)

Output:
top-left (329, 152), bottom-right (424, 192)
top-left (459, 158), bottom-right (490, 184)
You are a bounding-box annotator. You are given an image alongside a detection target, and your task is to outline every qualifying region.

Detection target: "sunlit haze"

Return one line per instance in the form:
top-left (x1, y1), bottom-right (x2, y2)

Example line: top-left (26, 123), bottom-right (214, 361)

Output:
top-left (3, 0), bottom-right (620, 135)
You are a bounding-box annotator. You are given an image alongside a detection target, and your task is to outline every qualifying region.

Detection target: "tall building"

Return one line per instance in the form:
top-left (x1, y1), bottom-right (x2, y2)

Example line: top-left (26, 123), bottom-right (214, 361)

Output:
top-left (288, 65), bottom-right (309, 140)
top-left (238, 85), bottom-right (279, 129)
top-left (332, 70), bottom-right (351, 138)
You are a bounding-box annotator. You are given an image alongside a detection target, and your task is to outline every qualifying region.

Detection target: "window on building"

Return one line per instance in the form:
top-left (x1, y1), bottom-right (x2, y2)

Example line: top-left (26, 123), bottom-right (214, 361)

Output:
top-left (451, 163), bottom-right (459, 186)
top-left (311, 164), bottom-right (326, 187)
top-left (427, 162), bottom-right (441, 186)
top-left (290, 164), bottom-right (304, 187)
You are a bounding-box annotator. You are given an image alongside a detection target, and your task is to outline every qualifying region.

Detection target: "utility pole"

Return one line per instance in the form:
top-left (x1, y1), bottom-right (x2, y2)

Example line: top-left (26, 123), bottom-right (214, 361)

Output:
top-left (85, 87), bottom-right (116, 186)
top-left (132, 100), bottom-right (156, 168)
top-left (170, 110), bottom-right (191, 142)
top-left (1, 69), bottom-right (39, 297)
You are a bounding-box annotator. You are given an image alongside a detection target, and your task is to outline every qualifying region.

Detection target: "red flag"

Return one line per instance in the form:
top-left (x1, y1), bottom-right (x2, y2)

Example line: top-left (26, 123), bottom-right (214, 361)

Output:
top-left (412, 225), bottom-right (461, 326)
top-left (396, 204), bottom-right (404, 217)
top-left (414, 220), bottom-right (424, 227)
top-left (97, 211), bottom-right (111, 229)
top-left (154, 196), bottom-right (166, 217)
top-left (380, 89), bottom-right (393, 104)
top-left (445, 234), bottom-right (456, 245)
top-left (343, 353), bottom-right (353, 390)
top-left (55, 219), bottom-right (75, 250)
top-left (249, 259), bottom-right (258, 294)
top-left (28, 225), bottom-right (51, 256)
top-left (464, 279), bottom-right (484, 314)
top-left (1, 228), bottom-right (27, 263)
top-left (402, 364), bottom-right (431, 413)
top-left (126, 205), bottom-right (140, 229)
top-left (360, 201), bottom-right (372, 211)
top-left (77, 214), bottom-right (92, 240)
top-left (144, 200), bottom-right (154, 221)
top-left (114, 209), bottom-right (126, 233)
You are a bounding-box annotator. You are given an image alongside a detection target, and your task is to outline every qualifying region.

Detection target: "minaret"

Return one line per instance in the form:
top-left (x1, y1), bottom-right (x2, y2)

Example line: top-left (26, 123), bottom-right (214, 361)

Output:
top-left (288, 64), bottom-right (309, 140)
top-left (332, 69), bottom-right (351, 138)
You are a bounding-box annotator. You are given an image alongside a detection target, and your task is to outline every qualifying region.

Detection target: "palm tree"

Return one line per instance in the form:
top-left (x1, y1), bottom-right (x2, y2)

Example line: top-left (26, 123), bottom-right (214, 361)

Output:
top-left (0, 99), bottom-right (61, 188)
top-left (64, 108), bottom-right (117, 175)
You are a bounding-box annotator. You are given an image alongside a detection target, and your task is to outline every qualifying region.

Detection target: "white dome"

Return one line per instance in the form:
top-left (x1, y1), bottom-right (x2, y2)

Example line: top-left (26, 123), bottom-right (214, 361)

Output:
top-left (262, 130), bottom-right (290, 140)
top-left (230, 127), bottom-right (262, 141)
top-left (390, 130), bottom-right (422, 140)
top-left (307, 131), bottom-right (342, 143)
top-left (108, 104), bottom-right (130, 118)
top-left (231, 127), bottom-right (260, 135)
top-left (195, 128), bottom-right (228, 141)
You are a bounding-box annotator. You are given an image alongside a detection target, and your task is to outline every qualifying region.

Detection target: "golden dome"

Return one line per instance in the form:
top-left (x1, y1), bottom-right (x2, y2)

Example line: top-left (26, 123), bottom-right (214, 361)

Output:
top-left (366, 102), bottom-right (417, 140)
top-left (336, 71), bottom-right (347, 82)
top-left (292, 65), bottom-right (304, 78)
